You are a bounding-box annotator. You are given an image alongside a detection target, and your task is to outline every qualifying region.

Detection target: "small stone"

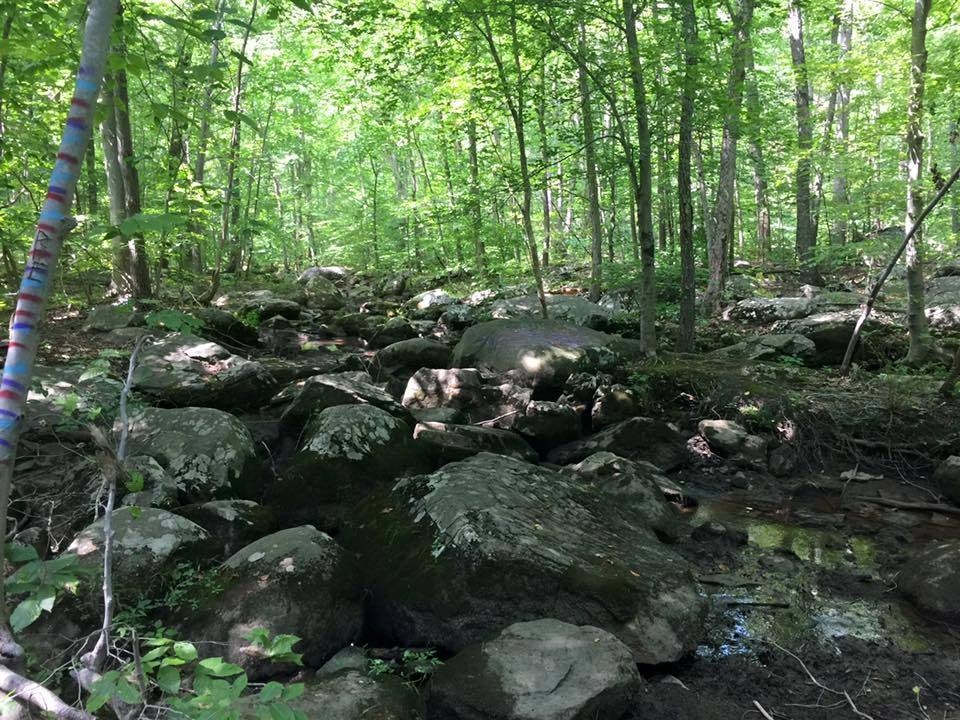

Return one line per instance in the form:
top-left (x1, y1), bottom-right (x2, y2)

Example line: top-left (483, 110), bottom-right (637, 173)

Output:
top-left (698, 419), bottom-right (748, 456)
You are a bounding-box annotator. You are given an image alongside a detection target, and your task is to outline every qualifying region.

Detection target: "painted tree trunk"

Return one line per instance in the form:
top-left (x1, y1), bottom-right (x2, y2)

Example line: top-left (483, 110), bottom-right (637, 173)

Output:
top-left (905, 0), bottom-right (933, 364)
top-left (0, 0), bottom-right (119, 640)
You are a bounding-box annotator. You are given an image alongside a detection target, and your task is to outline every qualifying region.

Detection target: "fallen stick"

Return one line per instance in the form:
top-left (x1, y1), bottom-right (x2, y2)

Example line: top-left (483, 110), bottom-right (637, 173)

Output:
top-left (849, 495), bottom-right (960, 516)
top-left (0, 665), bottom-right (92, 720)
top-left (753, 700), bottom-right (775, 720)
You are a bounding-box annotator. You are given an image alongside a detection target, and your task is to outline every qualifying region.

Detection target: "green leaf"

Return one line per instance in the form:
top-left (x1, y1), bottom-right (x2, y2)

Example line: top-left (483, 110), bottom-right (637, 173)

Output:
top-left (174, 641), bottom-right (198, 662)
top-left (115, 678), bottom-right (141, 704)
top-left (156, 666), bottom-right (181, 695)
top-left (269, 703), bottom-right (295, 720)
top-left (281, 683), bottom-right (305, 701)
top-left (258, 682), bottom-right (283, 703)
top-left (197, 657), bottom-right (245, 677)
top-left (140, 646), bottom-right (170, 663)
top-left (9, 599), bottom-right (42, 632)
top-left (6, 543), bottom-right (39, 563)
top-left (125, 470), bottom-right (145, 494)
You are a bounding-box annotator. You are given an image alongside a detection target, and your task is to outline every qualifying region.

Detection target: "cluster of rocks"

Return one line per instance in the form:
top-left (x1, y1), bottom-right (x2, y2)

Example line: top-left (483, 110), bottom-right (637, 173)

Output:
top-left (28, 265), bottom-right (957, 718)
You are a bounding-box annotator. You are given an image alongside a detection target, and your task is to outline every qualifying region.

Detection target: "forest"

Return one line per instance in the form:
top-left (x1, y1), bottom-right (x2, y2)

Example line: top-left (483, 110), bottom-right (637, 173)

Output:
top-left (0, 0), bottom-right (959, 719)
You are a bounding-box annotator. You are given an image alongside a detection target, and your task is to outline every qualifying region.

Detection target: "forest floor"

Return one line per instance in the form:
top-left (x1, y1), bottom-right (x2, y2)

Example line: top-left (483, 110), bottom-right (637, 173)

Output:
top-left (15, 282), bottom-right (960, 720)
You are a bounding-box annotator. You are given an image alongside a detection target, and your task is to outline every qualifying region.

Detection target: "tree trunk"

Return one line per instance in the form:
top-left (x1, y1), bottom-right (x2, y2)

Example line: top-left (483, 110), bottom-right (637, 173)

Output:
top-left (831, 0), bottom-right (853, 245)
top-left (701, 0), bottom-right (752, 315)
top-left (478, 10), bottom-right (547, 318)
top-left (100, 81), bottom-right (131, 292)
top-left (905, 0), bottom-right (933, 364)
top-left (201, 0), bottom-right (258, 304)
top-left (0, 0), bottom-right (118, 649)
top-left (788, 0), bottom-right (820, 285)
top-left (623, 0), bottom-right (657, 352)
top-left (744, 30), bottom-right (771, 261)
top-left (467, 117), bottom-right (485, 274)
top-left (950, 120), bottom-right (960, 240)
top-left (112, 57), bottom-right (151, 298)
top-left (578, 21), bottom-right (604, 303)
top-left (677, 0), bottom-right (698, 351)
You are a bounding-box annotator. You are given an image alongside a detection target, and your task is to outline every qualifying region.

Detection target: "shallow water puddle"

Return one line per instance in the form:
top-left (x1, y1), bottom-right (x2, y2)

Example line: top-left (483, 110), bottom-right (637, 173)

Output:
top-left (692, 494), bottom-right (935, 657)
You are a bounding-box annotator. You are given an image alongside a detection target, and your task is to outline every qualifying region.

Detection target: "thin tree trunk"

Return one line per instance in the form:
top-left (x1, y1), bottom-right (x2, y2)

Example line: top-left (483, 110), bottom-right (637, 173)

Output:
top-left (788, 0), bottom-right (820, 285)
top-left (478, 10), bottom-right (547, 318)
top-left (579, 21), bottom-right (604, 303)
top-left (831, 0), bottom-right (853, 245)
top-left (202, 0), bottom-right (258, 304)
top-left (905, 0), bottom-right (933, 364)
top-left (100, 82), bottom-right (131, 293)
top-left (702, 0), bottom-right (752, 314)
top-left (950, 121), bottom-right (960, 240)
top-left (536, 62), bottom-right (552, 268)
top-left (623, 0), bottom-right (657, 352)
top-left (678, 0), bottom-right (697, 351)
top-left (744, 31), bottom-right (771, 261)
top-left (467, 117), bottom-right (484, 274)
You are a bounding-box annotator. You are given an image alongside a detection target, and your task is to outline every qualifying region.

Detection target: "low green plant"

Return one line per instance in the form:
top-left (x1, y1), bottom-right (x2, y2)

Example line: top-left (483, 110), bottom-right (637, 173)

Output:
top-left (368, 649), bottom-right (442, 683)
top-left (4, 543), bottom-right (86, 632)
top-left (145, 309), bottom-right (203, 335)
top-left (87, 633), bottom-right (307, 720)
top-left (114, 561), bottom-right (223, 634)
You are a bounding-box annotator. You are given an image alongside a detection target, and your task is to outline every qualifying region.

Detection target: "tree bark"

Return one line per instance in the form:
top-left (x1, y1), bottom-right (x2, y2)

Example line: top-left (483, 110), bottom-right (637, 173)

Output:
top-left (201, 0), bottom-right (258, 304)
top-left (743, 29), bottom-right (771, 261)
top-left (701, 0), bottom-right (752, 315)
top-left (905, 0), bottom-right (933, 364)
top-left (0, 0), bottom-right (118, 658)
top-left (623, 0), bottom-right (657, 352)
top-left (677, 0), bottom-right (698, 351)
top-left (831, 0), bottom-right (853, 245)
top-left (788, 0), bottom-right (820, 285)
top-left (579, 21), bottom-right (604, 303)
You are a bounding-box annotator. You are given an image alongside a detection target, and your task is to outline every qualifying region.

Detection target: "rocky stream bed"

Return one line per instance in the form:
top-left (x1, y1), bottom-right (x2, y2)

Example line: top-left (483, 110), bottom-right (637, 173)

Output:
top-left (6, 266), bottom-right (960, 719)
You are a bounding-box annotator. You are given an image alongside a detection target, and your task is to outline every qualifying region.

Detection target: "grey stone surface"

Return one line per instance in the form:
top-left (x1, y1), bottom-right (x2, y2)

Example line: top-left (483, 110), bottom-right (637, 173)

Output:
top-left (429, 619), bottom-right (641, 720)
top-left (342, 453), bottom-right (704, 664)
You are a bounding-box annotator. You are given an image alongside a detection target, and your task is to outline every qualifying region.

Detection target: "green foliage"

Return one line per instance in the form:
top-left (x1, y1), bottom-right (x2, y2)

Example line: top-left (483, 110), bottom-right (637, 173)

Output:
top-left (368, 648), bottom-right (442, 683)
top-left (145, 309), bottom-right (204, 335)
top-left (114, 562), bottom-right (223, 635)
top-left (244, 629), bottom-right (303, 665)
top-left (4, 544), bottom-right (85, 633)
top-left (87, 632), bottom-right (307, 720)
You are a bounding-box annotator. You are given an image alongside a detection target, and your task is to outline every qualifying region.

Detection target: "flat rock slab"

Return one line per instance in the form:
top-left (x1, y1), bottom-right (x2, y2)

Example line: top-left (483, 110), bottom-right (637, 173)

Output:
top-left (413, 421), bottom-right (538, 463)
top-left (133, 333), bottom-right (276, 410)
top-left (490, 295), bottom-right (612, 329)
top-left (429, 618), bottom-right (641, 720)
top-left (547, 417), bottom-right (687, 471)
top-left (194, 526), bottom-right (363, 679)
top-left (342, 453), bottom-right (704, 664)
top-left (899, 540), bottom-right (960, 621)
top-left (451, 319), bottom-right (637, 390)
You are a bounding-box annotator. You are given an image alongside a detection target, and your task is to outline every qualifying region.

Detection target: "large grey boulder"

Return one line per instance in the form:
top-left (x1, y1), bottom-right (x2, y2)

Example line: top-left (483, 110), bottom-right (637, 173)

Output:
top-left (730, 297), bottom-right (816, 322)
top-left (899, 541), bottom-right (960, 621)
top-left (67, 508), bottom-right (209, 588)
top-left (513, 400), bottom-right (581, 448)
top-left (402, 368), bottom-right (484, 411)
top-left (303, 274), bottom-right (345, 311)
top-left (298, 265), bottom-right (352, 287)
top-left (176, 500), bottom-right (275, 557)
top-left (413, 421), bottom-right (538, 463)
top-left (217, 290), bottom-right (303, 321)
top-left (771, 310), bottom-right (896, 365)
top-left (26, 364), bottom-right (123, 434)
top-left (132, 334), bottom-right (276, 409)
top-left (567, 453), bottom-right (679, 540)
top-left (193, 307), bottom-right (260, 349)
top-left (698, 419), bottom-right (748, 456)
top-left (451, 320), bottom-right (635, 390)
top-left (547, 417), bottom-right (687, 471)
top-left (362, 317), bottom-right (421, 349)
top-left (84, 303), bottom-right (143, 332)
top-left (429, 619), bottom-right (640, 720)
top-left (372, 339), bottom-right (452, 381)
top-left (711, 333), bottom-right (816, 363)
top-left (278, 371), bottom-right (402, 432)
top-left (124, 407), bottom-right (261, 502)
top-left (491, 295), bottom-right (612, 329)
top-left (270, 405), bottom-right (428, 530)
top-left (342, 453), bottom-right (704, 664)
top-left (933, 456), bottom-right (960, 504)
top-left (264, 671), bottom-right (421, 720)
top-left (192, 526), bottom-right (363, 679)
